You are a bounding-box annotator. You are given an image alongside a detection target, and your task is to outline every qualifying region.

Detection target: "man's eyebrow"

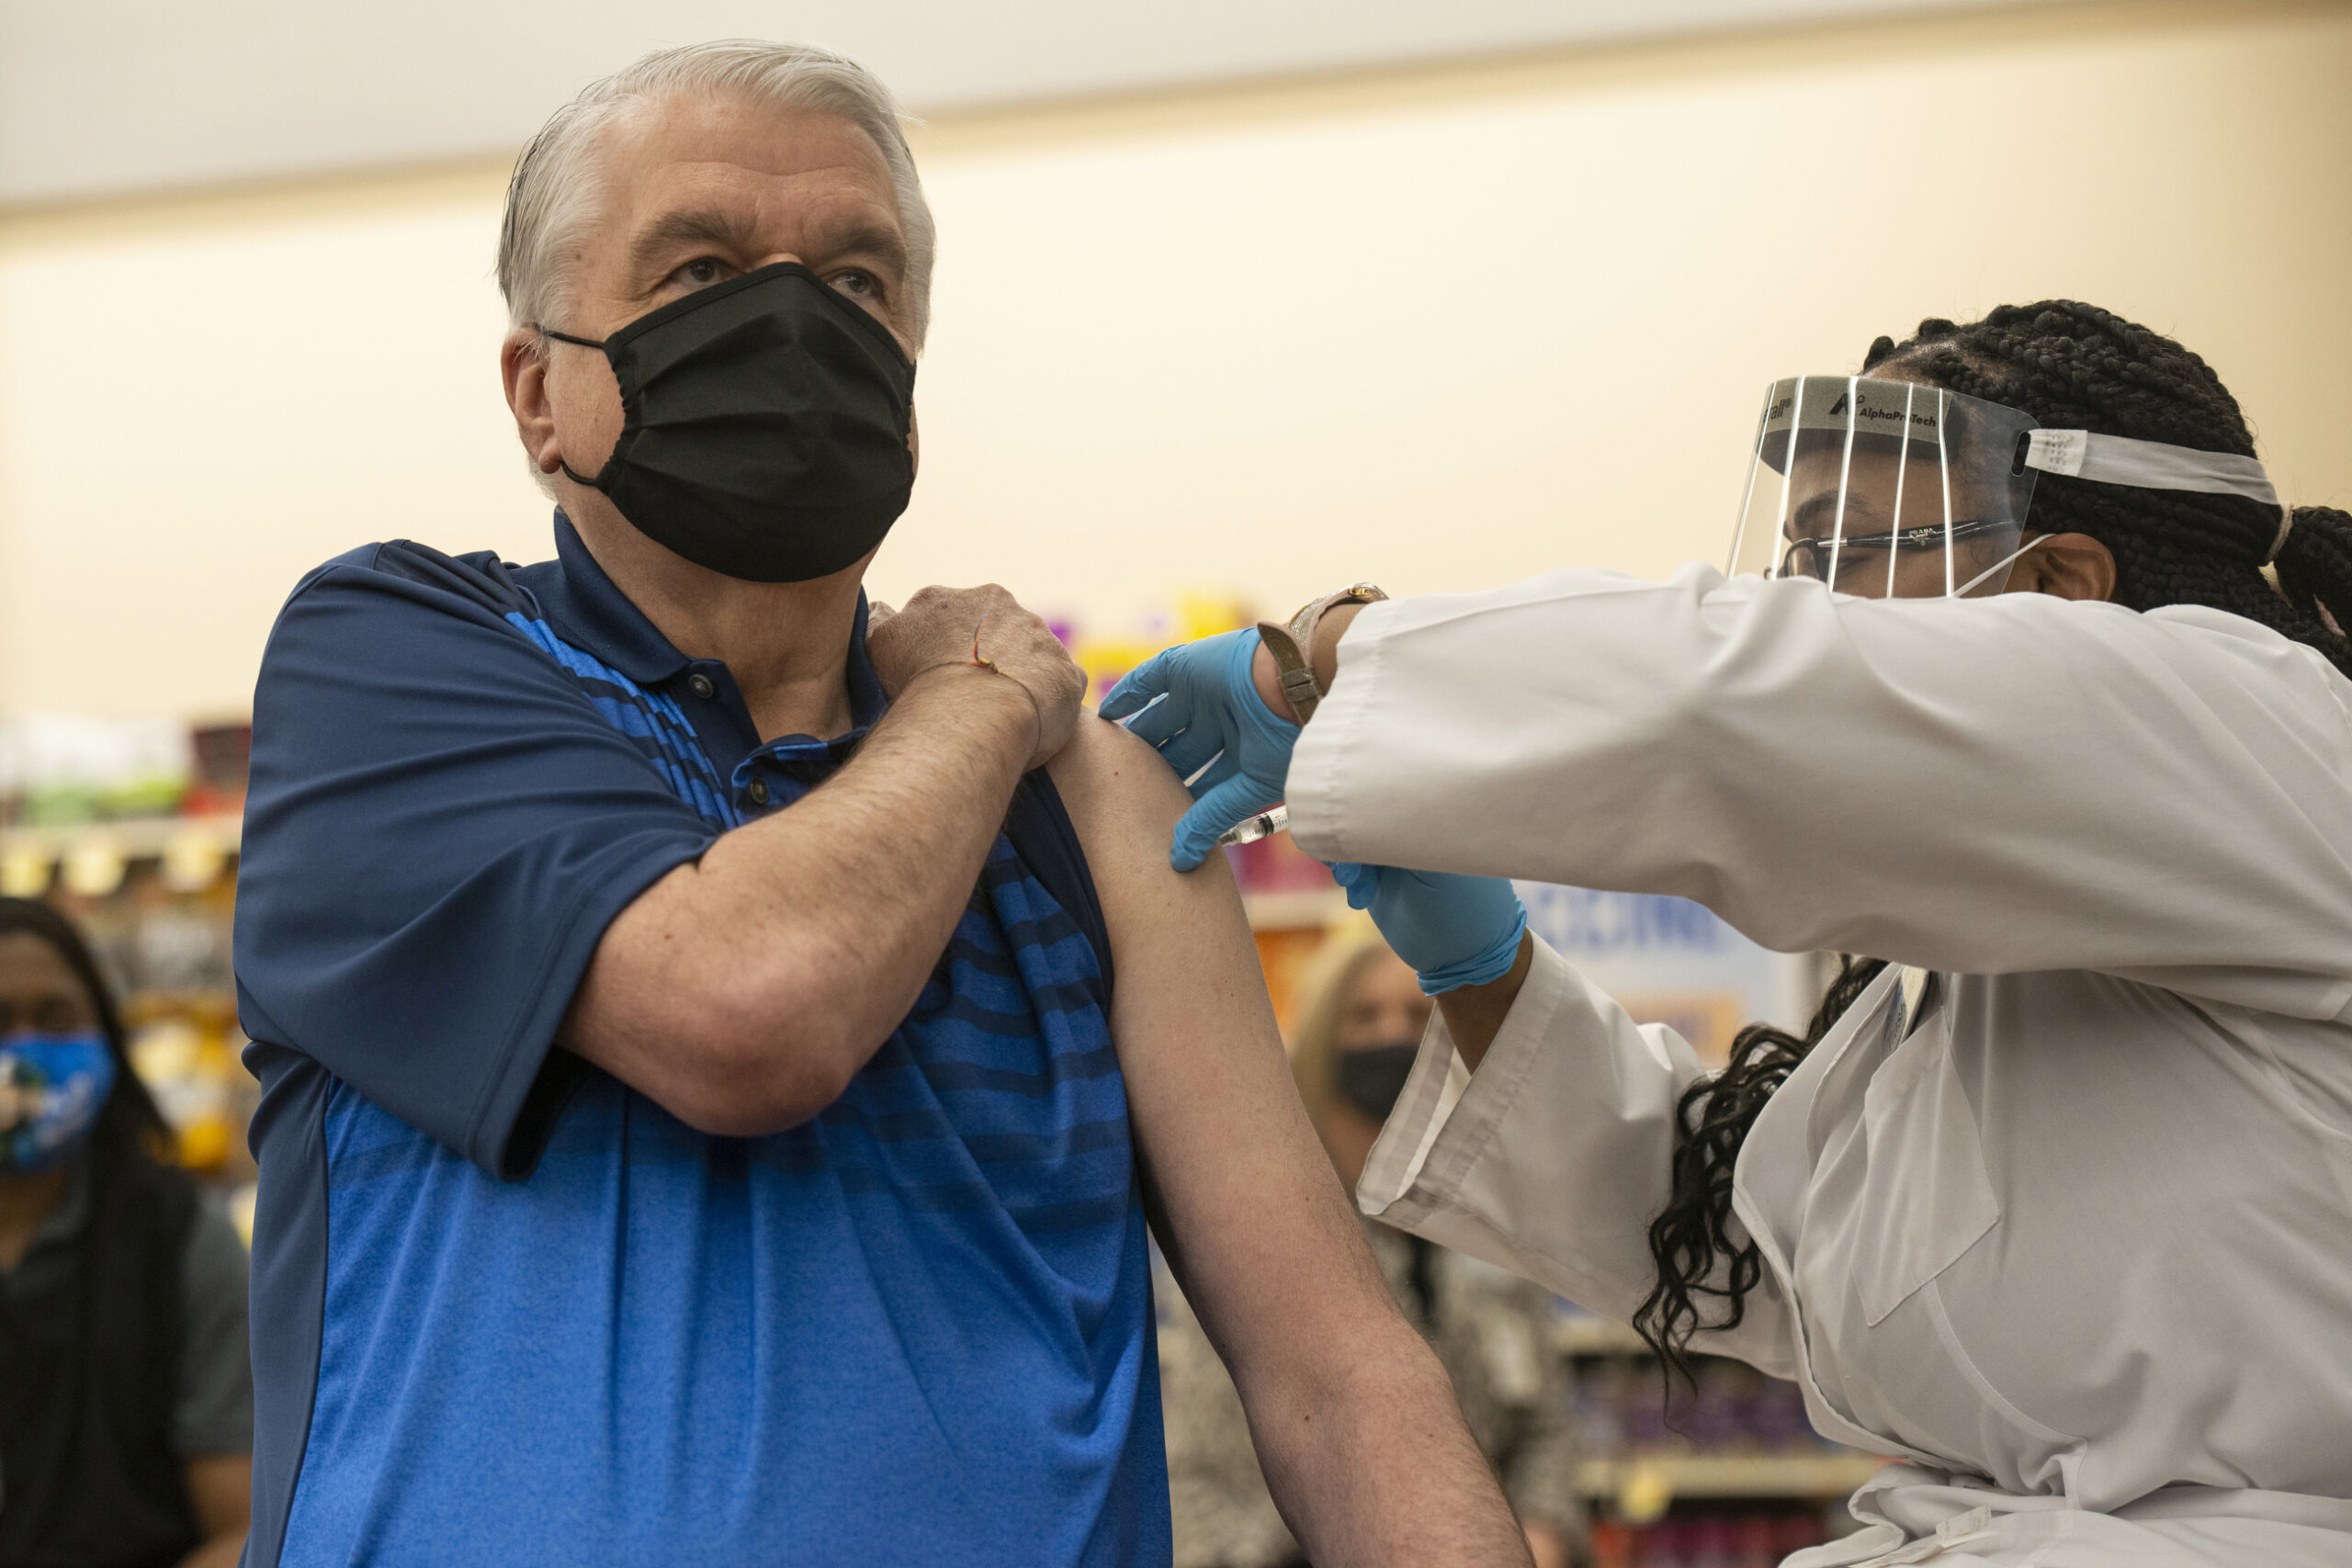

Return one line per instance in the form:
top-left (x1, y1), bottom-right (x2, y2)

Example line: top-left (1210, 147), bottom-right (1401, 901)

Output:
top-left (809, 217), bottom-right (910, 281)
top-left (627, 207), bottom-right (763, 283)
top-left (625, 207), bottom-right (910, 286)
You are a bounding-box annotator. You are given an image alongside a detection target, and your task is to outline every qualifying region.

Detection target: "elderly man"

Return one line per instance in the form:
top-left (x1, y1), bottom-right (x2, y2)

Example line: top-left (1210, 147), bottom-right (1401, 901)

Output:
top-left (232, 40), bottom-right (1527, 1568)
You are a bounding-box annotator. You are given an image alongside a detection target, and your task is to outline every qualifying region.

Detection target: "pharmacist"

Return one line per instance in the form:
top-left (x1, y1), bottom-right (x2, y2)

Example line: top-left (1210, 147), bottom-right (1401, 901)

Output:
top-left (1101, 301), bottom-right (2352, 1567)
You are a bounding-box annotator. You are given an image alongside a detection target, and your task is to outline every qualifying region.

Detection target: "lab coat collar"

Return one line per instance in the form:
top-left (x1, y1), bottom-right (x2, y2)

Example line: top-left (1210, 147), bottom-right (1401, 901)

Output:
top-left (1730, 964), bottom-right (1954, 1466)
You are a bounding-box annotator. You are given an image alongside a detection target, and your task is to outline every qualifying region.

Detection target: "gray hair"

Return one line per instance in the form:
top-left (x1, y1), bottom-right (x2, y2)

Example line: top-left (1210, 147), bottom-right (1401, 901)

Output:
top-left (497, 39), bottom-right (937, 353)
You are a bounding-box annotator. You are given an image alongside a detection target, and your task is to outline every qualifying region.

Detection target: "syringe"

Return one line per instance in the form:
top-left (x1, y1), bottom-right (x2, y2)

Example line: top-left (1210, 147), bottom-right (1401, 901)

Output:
top-left (1217, 804), bottom-right (1289, 849)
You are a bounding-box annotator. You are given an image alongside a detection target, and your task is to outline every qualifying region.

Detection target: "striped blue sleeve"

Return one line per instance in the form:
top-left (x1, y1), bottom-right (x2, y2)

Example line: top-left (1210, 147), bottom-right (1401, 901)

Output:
top-left (232, 546), bottom-right (715, 1178)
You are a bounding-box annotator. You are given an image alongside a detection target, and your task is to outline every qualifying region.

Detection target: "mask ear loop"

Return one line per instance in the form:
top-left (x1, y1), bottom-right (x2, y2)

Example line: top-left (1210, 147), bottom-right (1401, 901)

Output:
top-left (1951, 534), bottom-right (2057, 598)
top-left (533, 324), bottom-right (614, 490)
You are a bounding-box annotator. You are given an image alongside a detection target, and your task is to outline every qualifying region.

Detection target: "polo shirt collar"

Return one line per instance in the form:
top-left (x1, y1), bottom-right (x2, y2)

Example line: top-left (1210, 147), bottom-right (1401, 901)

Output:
top-left (541, 510), bottom-right (887, 730)
top-left (540, 511), bottom-right (691, 686)
top-left (844, 609), bottom-right (887, 731)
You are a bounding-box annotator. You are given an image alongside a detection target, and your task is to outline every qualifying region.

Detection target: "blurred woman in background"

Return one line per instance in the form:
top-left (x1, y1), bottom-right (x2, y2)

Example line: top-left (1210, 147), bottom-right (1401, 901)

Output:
top-left (1159, 923), bottom-right (1585, 1568)
top-left (0, 897), bottom-right (251, 1568)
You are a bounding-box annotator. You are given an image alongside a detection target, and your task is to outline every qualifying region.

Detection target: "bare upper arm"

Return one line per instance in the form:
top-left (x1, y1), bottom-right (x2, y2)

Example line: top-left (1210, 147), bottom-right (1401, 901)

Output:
top-left (1047, 714), bottom-right (1400, 1384)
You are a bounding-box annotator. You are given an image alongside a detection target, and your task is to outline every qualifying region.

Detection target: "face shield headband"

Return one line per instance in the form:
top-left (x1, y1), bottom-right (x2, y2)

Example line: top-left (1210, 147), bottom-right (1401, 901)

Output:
top-left (1726, 375), bottom-right (2285, 599)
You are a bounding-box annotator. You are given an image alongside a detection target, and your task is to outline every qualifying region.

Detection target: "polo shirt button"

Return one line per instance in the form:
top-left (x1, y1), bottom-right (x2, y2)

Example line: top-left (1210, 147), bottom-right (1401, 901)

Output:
top-left (748, 776), bottom-right (770, 807)
top-left (687, 673), bottom-right (717, 700)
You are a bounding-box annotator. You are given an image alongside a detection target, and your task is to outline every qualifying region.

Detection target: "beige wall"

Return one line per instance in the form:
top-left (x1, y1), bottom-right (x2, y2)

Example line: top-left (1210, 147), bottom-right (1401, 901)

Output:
top-left (1, 0), bottom-right (2346, 718)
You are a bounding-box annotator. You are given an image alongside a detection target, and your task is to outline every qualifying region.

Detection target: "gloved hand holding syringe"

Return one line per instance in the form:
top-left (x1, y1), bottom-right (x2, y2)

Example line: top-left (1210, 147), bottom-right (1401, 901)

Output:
top-left (1088, 633), bottom-right (1289, 841)
top-left (1102, 621), bottom-right (1527, 997)
top-left (1217, 805), bottom-right (1289, 848)
top-left (1100, 629), bottom-right (1298, 871)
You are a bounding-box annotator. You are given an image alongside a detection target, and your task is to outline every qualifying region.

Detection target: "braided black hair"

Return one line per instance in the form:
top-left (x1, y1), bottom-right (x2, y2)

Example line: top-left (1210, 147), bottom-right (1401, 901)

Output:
top-left (1634, 954), bottom-right (1885, 1393)
top-left (1633, 300), bottom-right (2352, 1389)
top-left (1871, 302), bottom-right (2352, 674)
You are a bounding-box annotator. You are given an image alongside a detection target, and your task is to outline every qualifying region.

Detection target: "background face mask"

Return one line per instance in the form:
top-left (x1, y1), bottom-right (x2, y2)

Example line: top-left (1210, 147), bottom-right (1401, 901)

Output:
top-left (0, 1031), bottom-right (117, 1171)
top-left (1334, 1042), bottom-right (1421, 1122)
top-left (546, 261), bottom-right (918, 583)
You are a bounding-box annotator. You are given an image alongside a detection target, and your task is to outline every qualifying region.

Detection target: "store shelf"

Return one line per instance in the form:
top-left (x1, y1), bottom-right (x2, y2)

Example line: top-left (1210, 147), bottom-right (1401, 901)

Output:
top-left (1554, 1316), bottom-right (1654, 1356)
top-left (1241, 888), bottom-right (1351, 930)
top-left (1575, 1453), bottom-right (1884, 1501)
top-left (1, 813), bottom-right (244, 896)
top-left (0, 813), bottom-right (243, 861)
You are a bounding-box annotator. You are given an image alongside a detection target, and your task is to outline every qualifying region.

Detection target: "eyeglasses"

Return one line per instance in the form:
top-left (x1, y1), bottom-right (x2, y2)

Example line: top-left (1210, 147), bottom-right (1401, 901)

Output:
top-left (1778, 518), bottom-right (2018, 583)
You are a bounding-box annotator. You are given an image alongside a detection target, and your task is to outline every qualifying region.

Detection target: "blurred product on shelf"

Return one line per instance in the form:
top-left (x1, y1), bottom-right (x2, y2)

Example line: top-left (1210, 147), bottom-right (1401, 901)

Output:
top-left (0, 714), bottom-right (249, 831)
top-left (125, 1005), bottom-right (254, 1182)
top-left (0, 713), bottom-right (188, 826)
top-left (184, 722), bottom-right (254, 818)
top-left (1559, 1307), bottom-right (1837, 1464)
top-left (1548, 1297), bottom-right (1878, 1553)
top-left (1066, 590), bottom-right (1254, 706)
top-left (1588, 1509), bottom-right (1827, 1568)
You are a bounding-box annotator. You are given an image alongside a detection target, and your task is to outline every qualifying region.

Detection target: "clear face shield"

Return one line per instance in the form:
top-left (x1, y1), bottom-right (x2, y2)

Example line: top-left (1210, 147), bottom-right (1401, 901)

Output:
top-left (1728, 377), bottom-right (2044, 598)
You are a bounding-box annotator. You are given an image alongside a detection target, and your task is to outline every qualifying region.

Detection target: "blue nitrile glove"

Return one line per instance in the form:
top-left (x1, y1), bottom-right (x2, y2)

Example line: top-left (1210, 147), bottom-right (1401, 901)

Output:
top-left (1329, 862), bottom-right (1529, 995)
top-left (1101, 629), bottom-right (1300, 872)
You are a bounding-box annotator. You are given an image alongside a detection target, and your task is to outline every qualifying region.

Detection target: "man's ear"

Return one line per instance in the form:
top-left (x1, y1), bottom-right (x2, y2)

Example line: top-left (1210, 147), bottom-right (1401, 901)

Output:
top-left (501, 329), bottom-right (564, 475)
top-left (2010, 532), bottom-right (2117, 603)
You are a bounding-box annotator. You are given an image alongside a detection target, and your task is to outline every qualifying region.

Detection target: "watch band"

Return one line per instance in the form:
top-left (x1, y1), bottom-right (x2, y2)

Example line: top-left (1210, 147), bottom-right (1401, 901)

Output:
top-left (1256, 582), bottom-right (1386, 724)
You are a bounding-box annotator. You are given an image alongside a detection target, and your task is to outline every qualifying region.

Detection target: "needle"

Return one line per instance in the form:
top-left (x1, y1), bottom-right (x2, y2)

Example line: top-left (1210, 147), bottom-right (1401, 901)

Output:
top-left (1216, 804), bottom-right (1289, 849)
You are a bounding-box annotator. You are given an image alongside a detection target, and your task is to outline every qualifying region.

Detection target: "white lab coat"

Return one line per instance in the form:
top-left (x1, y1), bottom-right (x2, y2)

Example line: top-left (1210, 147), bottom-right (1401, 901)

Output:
top-left (1286, 564), bottom-right (2352, 1566)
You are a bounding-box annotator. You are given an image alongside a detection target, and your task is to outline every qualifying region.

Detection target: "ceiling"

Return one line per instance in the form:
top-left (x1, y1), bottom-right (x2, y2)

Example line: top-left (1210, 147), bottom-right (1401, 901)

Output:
top-left (2, 0), bottom-right (2025, 207)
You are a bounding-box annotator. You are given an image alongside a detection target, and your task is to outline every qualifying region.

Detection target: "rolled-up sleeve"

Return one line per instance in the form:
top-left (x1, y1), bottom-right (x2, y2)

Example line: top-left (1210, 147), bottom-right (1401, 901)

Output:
top-left (1357, 936), bottom-right (1797, 1378)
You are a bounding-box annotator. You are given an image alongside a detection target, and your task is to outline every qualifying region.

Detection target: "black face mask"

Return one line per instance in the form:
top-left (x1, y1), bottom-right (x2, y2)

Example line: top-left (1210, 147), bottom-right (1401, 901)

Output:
top-left (544, 261), bottom-right (917, 583)
top-left (1333, 1042), bottom-right (1421, 1122)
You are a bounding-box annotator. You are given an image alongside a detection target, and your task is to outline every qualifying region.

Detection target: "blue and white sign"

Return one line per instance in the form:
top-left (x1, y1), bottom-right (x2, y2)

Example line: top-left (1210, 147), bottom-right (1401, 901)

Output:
top-left (1512, 885), bottom-right (1815, 1066)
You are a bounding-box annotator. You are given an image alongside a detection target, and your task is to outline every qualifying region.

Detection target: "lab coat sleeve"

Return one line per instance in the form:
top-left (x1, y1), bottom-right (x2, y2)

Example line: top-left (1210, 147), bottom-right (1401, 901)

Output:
top-left (1287, 564), bottom-right (2352, 1021)
top-left (1357, 934), bottom-right (1799, 1379)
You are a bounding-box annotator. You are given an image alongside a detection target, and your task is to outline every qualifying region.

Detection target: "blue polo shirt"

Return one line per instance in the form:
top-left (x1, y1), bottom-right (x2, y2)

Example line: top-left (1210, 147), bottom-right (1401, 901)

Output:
top-left (233, 515), bottom-right (1167, 1566)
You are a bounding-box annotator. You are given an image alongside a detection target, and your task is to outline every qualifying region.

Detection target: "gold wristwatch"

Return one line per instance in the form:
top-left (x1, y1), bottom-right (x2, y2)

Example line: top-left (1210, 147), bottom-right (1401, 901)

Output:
top-left (1256, 583), bottom-right (1386, 723)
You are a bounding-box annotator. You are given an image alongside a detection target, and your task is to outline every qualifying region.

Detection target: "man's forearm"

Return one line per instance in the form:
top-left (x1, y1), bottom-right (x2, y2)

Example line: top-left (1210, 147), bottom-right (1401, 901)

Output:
top-left (1249, 1319), bottom-right (1534, 1568)
top-left (698, 662), bottom-right (1036, 1038)
top-left (564, 662), bottom-right (1040, 1134)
